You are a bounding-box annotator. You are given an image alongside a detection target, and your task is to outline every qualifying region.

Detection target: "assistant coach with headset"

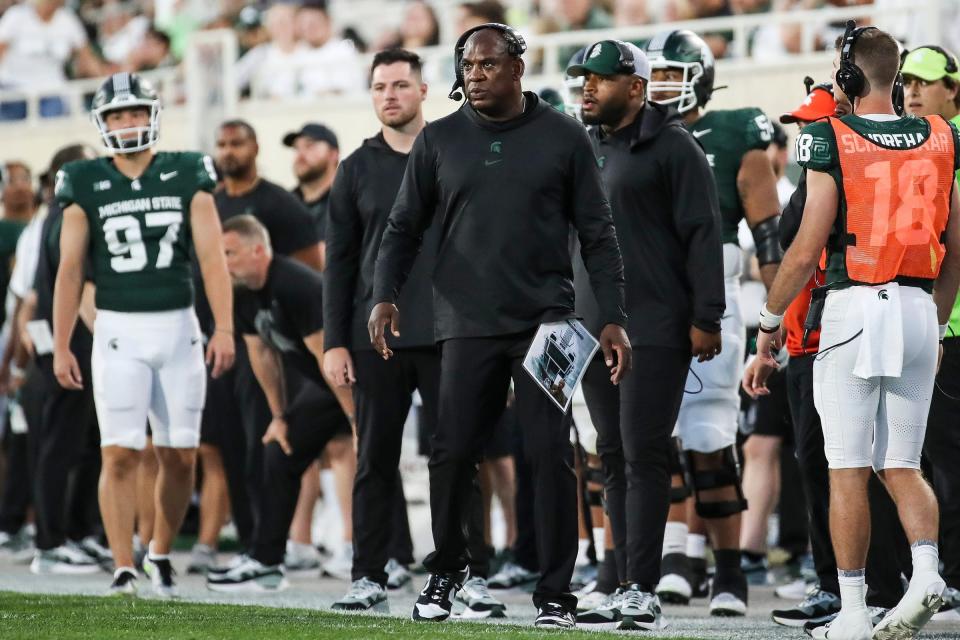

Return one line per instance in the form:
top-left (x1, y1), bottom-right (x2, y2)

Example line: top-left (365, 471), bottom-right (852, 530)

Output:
top-left (369, 23), bottom-right (631, 629)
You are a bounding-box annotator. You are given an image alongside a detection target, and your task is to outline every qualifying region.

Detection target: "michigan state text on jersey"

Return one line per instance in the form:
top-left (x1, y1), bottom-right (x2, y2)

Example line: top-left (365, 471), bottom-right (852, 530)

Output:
top-left (50, 72), bottom-right (235, 598)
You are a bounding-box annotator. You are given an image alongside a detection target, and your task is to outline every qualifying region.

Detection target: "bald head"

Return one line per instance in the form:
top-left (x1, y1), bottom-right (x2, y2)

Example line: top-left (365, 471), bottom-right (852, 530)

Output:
top-left (461, 27), bottom-right (524, 119)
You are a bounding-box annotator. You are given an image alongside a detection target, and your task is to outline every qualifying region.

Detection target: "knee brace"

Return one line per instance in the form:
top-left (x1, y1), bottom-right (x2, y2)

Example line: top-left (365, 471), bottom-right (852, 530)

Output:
top-left (668, 438), bottom-right (692, 504)
top-left (586, 464), bottom-right (605, 508)
top-left (687, 445), bottom-right (748, 519)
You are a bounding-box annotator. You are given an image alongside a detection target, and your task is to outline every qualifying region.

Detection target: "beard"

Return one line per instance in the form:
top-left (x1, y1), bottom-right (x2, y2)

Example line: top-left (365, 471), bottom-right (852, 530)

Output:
top-left (296, 164), bottom-right (328, 184)
top-left (379, 108), bottom-right (417, 129)
top-left (581, 98), bottom-right (629, 127)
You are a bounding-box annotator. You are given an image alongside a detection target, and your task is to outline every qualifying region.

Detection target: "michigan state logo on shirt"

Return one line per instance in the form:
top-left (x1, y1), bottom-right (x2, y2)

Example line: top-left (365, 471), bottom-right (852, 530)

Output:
top-left (485, 141), bottom-right (504, 167)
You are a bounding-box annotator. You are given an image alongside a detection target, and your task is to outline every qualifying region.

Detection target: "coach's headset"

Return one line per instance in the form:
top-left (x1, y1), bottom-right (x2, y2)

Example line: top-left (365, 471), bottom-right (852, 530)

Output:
top-left (448, 23), bottom-right (527, 101)
top-left (836, 20), bottom-right (906, 115)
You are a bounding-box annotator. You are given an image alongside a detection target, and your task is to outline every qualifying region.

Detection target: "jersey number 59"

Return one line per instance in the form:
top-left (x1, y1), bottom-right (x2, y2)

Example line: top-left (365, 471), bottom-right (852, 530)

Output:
top-left (104, 213), bottom-right (182, 273)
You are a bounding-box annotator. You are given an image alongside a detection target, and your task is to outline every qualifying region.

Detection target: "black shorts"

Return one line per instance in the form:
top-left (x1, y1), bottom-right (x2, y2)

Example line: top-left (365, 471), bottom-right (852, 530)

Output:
top-left (749, 366), bottom-right (793, 441)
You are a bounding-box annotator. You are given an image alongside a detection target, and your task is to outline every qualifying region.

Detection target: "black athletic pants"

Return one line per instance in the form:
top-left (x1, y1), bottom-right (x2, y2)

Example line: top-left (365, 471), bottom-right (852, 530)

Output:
top-left (33, 353), bottom-right (101, 550)
top-left (924, 337), bottom-right (960, 590)
top-left (351, 348), bottom-right (439, 585)
top-left (786, 354), bottom-right (908, 607)
top-left (0, 363), bottom-right (45, 535)
top-left (582, 346), bottom-right (689, 587)
top-left (251, 382), bottom-right (350, 566)
top-left (423, 332), bottom-right (576, 609)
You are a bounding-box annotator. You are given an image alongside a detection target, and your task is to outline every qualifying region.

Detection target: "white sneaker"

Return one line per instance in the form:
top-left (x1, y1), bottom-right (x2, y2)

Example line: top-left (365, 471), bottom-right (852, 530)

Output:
top-left (108, 568), bottom-right (138, 596)
top-left (30, 545), bottom-right (100, 575)
top-left (332, 577), bottom-right (389, 611)
top-left (872, 572), bottom-right (946, 640)
top-left (284, 540), bottom-right (321, 572)
top-left (807, 609), bottom-right (873, 640)
top-left (455, 576), bottom-right (506, 619)
top-left (656, 572), bottom-right (693, 605)
top-left (321, 544), bottom-right (353, 581)
top-left (618, 585), bottom-right (668, 631)
top-left (76, 537), bottom-right (112, 566)
top-left (932, 586), bottom-right (960, 622)
top-left (385, 558), bottom-right (411, 589)
top-left (186, 543), bottom-right (216, 575)
top-left (576, 588), bottom-right (610, 613)
top-left (777, 578), bottom-right (814, 600)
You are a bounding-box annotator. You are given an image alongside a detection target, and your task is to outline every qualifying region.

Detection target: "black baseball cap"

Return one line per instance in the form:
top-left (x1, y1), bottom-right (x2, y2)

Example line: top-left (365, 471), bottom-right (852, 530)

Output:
top-left (282, 123), bottom-right (339, 149)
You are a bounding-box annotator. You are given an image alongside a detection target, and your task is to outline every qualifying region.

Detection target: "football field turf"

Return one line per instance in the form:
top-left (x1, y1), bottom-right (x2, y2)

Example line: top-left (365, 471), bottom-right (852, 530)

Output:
top-left (0, 591), bottom-right (706, 640)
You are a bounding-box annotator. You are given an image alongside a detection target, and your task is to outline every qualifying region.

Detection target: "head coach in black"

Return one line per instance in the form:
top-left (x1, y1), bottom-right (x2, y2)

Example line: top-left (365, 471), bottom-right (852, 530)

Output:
top-left (569, 40), bottom-right (724, 629)
top-left (323, 49), bottom-right (503, 617)
top-left (369, 24), bottom-right (631, 628)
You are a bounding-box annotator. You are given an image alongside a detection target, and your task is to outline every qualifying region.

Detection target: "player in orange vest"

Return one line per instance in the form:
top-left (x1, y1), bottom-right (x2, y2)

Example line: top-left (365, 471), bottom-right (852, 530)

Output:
top-left (755, 23), bottom-right (960, 640)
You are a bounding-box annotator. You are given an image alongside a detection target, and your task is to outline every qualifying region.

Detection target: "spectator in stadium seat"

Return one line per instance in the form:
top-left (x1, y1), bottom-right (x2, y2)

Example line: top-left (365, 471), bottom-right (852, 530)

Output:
top-left (97, 0), bottom-right (151, 66)
top-left (0, 0), bottom-right (104, 120)
top-left (123, 27), bottom-right (173, 72)
top-left (384, 0), bottom-right (441, 49)
top-left (455, 1), bottom-right (507, 35)
top-left (236, 3), bottom-right (307, 100)
top-left (544, 0), bottom-right (614, 72)
top-left (297, 2), bottom-right (365, 96)
top-left (613, 0), bottom-right (651, 26)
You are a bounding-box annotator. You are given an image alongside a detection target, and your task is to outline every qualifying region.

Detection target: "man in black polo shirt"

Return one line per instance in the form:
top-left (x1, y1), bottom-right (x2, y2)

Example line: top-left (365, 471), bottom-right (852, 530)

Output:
top-left (568, 40), bottom-right (724, 630)
top-left (284, 122), bottom-right (339, 265)
top-left (371, 25), bottom-right (630, 629)
top-left (198, 119), bottom-right (322, 564)
top-left (207, 214), bottom-right (353, 591)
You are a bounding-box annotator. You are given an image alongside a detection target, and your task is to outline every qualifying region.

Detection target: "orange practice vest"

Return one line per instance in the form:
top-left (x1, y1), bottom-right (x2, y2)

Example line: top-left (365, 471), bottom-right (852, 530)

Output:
top-left (831, 115), bottom-right (954, 285)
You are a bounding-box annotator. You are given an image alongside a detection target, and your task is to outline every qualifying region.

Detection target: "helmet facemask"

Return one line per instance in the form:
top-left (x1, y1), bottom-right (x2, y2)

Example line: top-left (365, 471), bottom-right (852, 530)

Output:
top-left (647, 58), bottom-right (704, 114)
top-left (563, 75), bottom-right (585, 121)
top-left (93, 99), bottom-right (161, 154)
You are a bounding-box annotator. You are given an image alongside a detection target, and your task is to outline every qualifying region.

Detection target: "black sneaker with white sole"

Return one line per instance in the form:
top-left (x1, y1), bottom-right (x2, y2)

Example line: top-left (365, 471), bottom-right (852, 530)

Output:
top-left (656, 553), bottom-right (693, 605)
top-left (333, 577), bottom-right (389, 611)
top-left (411, 572), bottom-right (464, 622)
top-left (710, 572), bottom-right (748, 617)
top-left (535, 602), bottom-right (576, 629)
top-left (802, 606), bottom-right (889, 635)
top-left (690, 557), bottom-right (710, 599)
top-left (772, 587), bottom-right (841, 627)
top-left (206, 556), bottom-right (288, 593)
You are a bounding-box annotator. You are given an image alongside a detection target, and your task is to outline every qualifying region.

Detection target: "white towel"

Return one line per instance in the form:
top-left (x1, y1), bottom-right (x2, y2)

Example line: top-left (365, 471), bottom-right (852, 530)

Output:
top-left (852, 283), bottom-right (904, 379)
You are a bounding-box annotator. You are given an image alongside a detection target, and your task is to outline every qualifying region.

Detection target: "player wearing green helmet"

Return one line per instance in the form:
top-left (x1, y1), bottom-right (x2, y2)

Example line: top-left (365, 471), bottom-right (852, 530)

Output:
top-left (52, 72), bottom-right (236, 598)
top-left (645, 29), bottom-right (784, 618)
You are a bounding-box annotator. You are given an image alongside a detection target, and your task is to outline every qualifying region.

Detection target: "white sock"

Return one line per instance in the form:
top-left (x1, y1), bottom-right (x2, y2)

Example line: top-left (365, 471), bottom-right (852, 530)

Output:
top-left (576, 538), bottom-right (591, 565)
top-left (147, 541), bottom-right (168, 561)
top-left (838, 569), bottom-right (867, 613)
top-left (911, 539), bottom-right (940, 575)
top-left (663, 522), bottom-right (689, 557)
top-left (687, 533), bottom-right (707, 560)
top-left (592, 528), bottom-right (605, 562)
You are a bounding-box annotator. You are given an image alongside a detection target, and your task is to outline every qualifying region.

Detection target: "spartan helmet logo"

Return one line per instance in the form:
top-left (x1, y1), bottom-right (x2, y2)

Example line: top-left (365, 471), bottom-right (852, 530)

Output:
top-left (878, 289), bottom-right (889, 300)
top-left (490, 141), bottom-right (502, 154)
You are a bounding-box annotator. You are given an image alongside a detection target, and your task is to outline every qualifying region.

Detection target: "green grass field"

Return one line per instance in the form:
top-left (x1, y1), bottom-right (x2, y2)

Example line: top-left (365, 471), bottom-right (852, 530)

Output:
top-left (0, 591), bottom-right (707, 639)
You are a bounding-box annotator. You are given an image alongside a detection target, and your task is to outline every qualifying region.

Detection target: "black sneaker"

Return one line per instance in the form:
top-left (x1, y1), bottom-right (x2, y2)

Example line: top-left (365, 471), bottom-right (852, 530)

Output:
top-left (656, 553), bottom-right (693, 605)
top-left (772, 587), bottom-right (841, 627)
top-left (535, 601), bottom-right (576, 629)
top-left (411, 572), bottom-right (463, 622)
top-left (690, 556), bottom-right (710, 599)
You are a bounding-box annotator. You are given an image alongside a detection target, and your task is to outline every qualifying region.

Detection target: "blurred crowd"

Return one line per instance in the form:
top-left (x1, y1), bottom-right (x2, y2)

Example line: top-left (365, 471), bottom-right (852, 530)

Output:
top-left (2, 0), bottom-right (960, 119)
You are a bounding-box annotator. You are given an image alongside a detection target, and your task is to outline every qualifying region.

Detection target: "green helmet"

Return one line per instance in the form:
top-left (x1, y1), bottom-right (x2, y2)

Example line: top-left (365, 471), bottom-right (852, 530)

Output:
top-left (91, 72), bottom-right (161, 154)
top-left (645, 30), bottom-right (715, 113)
top-left (563, 46), bottom-right (589, 121)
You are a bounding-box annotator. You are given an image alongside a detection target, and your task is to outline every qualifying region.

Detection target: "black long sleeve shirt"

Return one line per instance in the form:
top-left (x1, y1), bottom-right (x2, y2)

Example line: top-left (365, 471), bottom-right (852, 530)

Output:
top-left (373, 92), bottom-right (627, 341)
top-left (324, 132), bottom-right (439, 351)
top-left (574, 102), bottom-right (725, 349)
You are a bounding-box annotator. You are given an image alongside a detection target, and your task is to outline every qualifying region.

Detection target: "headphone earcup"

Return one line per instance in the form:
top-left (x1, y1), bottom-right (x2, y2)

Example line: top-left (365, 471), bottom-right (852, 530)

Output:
top-left (837, 62), bottom-right (865, 99)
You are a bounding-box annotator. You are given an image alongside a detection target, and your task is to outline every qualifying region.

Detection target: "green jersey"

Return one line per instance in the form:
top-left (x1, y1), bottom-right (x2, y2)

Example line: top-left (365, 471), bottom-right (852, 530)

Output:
top-left (686, 107), bottom-right (775, 244)
top-left (55, 151), bottom-right (217, 312)
top-left (797, 114), bottom-right (960, 288)
top-left (0, 218), bottom-right (26, 326)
